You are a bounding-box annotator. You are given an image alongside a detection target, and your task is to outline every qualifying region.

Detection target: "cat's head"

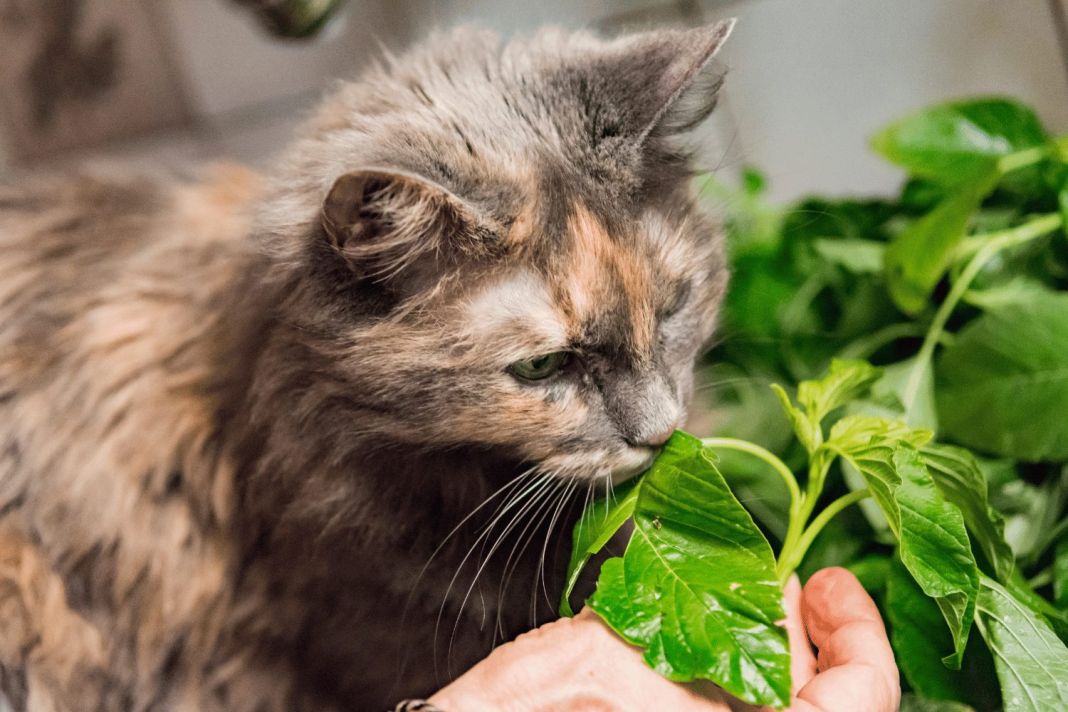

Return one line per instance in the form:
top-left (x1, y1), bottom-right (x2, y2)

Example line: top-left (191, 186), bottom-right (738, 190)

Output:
top-left (257, 21), bottom-right (734, 482)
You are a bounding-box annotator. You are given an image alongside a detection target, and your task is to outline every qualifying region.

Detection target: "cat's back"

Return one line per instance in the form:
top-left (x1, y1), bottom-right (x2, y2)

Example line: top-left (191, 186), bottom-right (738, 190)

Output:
top-left (0, 163), bottom-right (261, 393)
top-left (0, 163), bottom-right (266, 710)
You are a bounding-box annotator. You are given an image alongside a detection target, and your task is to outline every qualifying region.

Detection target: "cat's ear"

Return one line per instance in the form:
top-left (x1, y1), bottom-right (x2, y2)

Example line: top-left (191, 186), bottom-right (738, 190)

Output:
top-left (613, 19), bottom-right (735, 142)
top-left (320, 169), bottom-right (488, 280)
top-left (641, 20), bottom-right (735, 139)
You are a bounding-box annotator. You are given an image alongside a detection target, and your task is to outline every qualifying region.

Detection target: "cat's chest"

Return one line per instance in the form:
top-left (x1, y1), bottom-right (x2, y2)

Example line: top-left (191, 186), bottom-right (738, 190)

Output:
top-left (256, 494), bottom-right (570, 706)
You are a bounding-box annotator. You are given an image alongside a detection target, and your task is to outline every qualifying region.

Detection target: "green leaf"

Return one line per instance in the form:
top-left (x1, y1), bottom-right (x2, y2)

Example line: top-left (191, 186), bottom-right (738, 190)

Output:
top-left (1055, 536), bottom-right (1068, 610)
top-left (1059, 182), bottom-right (1068, 240)
top-left (1005, 568), bottom-right (1068, 645)
top-left (975, 576), bottom-right (1068, 712)
top-left (963, 276), bottom-right (1058, 311)
top-left (871, 357), bottom-right (939, 431)
top-left (797, 359), bottom-right (882, 424)
top-left (992, 469), bottom-right (1068, 561)
top-left (891, 447), bottom-right (980, 668)
top-left (937, 292), bottom-right (1068, 461)
top-left (829, 434), bottom-right (979, 667)
top-left (921, 444), bottom-right (1014, 582)
top-left (898, 696), bottom-right (975, 712)
top-left (771, 383), bottom-right (821, 454)
top-left (884, 171), bottom-right (998, 315)
top-left (872, 98), bottom-right (1049, 184)
top-left (587, 433), bottom-right (791, 708)
top-left (774, 360), bottom-right (882, 453)
top-left (847, 553), bottom-right (892, 595)
top-left (886, 558), bottom-right (972, 702)
top-left (559, 477), bottom-right (639, 616)
top-left (827, 414), bottom-right (931, 453)
top-left (813, 237), bottom-right (886, 274)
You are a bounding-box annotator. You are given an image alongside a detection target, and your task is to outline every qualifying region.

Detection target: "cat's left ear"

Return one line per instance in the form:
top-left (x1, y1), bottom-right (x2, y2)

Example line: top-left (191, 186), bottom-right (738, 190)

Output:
top-left (622, 19), bottom-right (736, 141)
top-left (320, 168), bottom-right (491, 282)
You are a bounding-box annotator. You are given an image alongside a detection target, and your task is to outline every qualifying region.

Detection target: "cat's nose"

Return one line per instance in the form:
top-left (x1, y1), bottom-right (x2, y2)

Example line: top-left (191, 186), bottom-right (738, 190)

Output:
top-left (641, 425), bottom-right (676, 448)
top-left (625, 424), bottom-right (675, 449)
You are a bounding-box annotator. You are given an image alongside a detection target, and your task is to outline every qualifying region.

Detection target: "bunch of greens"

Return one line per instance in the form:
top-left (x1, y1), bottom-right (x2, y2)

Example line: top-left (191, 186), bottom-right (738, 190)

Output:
top-left (559, 98), bottom-right (1068, 711)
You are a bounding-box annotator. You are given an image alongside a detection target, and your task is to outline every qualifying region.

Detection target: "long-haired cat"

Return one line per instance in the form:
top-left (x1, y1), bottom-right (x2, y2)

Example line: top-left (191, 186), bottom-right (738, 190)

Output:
top-left (0, 19), bottom-right (733, 711)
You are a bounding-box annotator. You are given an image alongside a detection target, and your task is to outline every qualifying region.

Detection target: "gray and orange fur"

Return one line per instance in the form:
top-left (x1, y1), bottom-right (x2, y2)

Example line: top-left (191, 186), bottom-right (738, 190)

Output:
top-left (0, 20), bottom-right (733, 711)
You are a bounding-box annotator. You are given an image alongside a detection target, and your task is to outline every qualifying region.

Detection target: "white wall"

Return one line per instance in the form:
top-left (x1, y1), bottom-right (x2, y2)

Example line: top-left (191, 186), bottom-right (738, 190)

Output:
top-left (711, 0), bottom-right (1068, 200)
top-left (5, 0), bottom-right (1065, 200)
top-left (156, 0), bottom-right (409, 118)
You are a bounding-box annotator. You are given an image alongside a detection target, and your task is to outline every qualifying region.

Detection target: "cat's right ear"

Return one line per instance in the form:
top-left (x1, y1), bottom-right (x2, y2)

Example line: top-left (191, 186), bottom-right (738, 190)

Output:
top-left (320, 169), bottom-right (490, 281)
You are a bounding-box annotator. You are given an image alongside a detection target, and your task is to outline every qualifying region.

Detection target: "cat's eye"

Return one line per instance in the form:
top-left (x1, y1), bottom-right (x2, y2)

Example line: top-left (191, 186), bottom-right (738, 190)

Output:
top-left (663, 281), bottom-right (692, 318)
top-left (508, 351), bottom-right (571, 381)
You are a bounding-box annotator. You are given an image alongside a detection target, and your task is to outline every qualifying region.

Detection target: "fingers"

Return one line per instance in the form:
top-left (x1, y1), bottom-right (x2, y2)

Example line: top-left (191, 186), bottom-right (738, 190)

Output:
top-left (794, 568), bottom-right (900, 712)
top-left (800, 568), bottom-right (885, 651)
top-left (791, 664), bottom-right (900, 712)
top-left (783, 574), bottom-right (817, 694)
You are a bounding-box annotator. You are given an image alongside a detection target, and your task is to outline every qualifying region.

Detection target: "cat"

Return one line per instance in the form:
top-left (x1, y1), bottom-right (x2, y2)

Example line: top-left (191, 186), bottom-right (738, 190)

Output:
top-left (0, 19), bottom-right (733, 712)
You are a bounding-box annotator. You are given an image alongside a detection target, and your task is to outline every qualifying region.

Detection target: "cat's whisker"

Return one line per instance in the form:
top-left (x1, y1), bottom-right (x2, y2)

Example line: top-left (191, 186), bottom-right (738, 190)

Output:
top-left (535, 478), bottom-right (578, 613)
top-left (491, 476), bottom-right (571, 645)
top-left (432, 473), bottom-right (552, 648)
top-left (471, 471), bottom-right (553, 574)
top-left (444, 476), bottom-right (560, 674)
top-left (432, 471), bottom-right (549, 682)
top-left (694, 375), bottom-right (773, 393)
top-left (396, 470), bottom-right (536, 691)
top-left (401, 467), bottom-right (534, 619)
top-left (515, 478), bottom-right (570, 632)
top-left (482, 481), bottom-right (556, 627)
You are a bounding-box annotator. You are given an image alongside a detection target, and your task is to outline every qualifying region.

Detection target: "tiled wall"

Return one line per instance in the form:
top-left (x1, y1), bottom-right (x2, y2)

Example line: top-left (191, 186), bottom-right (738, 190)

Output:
top-left (1, 0), bottom-right (1066, 202)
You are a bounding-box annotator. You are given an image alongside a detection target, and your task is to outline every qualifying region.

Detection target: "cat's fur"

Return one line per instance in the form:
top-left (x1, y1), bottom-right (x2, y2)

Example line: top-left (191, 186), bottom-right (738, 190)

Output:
top-left (0, 20), bottom-right (733, 711)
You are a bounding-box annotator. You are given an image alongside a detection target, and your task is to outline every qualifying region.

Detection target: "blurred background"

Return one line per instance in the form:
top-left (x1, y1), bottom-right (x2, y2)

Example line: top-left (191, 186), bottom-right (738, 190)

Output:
top-left (0, 0), bottom-right (1066, 202)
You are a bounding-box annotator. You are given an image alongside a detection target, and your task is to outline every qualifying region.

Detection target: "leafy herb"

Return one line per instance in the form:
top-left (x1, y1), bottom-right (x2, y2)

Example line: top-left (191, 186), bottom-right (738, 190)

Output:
top-left (558, 96), bottom-right (1068, 711)
top-left (584, 433), bottom-right (790, 708)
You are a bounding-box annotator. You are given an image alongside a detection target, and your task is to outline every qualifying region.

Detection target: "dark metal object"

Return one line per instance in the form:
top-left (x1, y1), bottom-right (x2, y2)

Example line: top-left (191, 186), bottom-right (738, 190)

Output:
top-left (230, 0), bottom-right (345, 39)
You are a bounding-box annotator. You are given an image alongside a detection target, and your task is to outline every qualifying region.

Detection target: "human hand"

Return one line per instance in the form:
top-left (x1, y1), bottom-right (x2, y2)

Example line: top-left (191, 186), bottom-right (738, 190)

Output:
top-left (781, 567), bottom-right (900, 712)
top-left (427, 567), bottom-right (899, 712)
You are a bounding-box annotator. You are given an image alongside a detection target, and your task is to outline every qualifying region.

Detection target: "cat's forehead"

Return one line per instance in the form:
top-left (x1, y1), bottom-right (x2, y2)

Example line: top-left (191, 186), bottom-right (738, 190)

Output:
top-left (464, 199), bottom-right (704, 358)
top-left (549, 203), bottom-right (656, 347)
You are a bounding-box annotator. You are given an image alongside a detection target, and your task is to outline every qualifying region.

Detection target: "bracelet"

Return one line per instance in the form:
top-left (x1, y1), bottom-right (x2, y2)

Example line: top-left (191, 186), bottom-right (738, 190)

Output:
top-left (390, 700), bottom-right (445, 712)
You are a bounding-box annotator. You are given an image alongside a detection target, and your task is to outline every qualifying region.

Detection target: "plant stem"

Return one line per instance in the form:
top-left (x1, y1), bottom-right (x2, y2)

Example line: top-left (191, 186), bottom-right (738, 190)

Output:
top-left (702, 437), bottom-right (802, 508)
top-left (1028, 567), bottom-right (1053, 589)
top-left (776, 489), bottom-right (871, 583)
top-left (838, 322), bottom-right (929, 360)
top-left (1057, 136), bottom-right (1068, 161)
top-left (1024, 516), bottom-right (1068, 568)
top-left (997, 145), bottom-right (1050, 173)
top-left (901, 212), bottom-right (1064, 416)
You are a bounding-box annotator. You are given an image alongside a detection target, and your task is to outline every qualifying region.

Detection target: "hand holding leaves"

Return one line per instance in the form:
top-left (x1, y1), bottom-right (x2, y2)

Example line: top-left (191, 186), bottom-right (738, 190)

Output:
top-left (562, 362), bottom-right (987, 707)
top-left (560, 96), bottom-right (1068, 712)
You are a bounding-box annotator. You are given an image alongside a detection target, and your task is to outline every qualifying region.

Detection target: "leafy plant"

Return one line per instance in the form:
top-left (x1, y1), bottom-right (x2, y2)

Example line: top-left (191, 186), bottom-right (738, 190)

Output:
top-left (560, 98), bottom-right (1068, 711)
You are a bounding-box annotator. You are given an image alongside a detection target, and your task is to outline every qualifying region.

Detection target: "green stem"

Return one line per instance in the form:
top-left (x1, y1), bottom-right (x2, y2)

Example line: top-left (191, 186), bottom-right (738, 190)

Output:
top-left (837, 322), bottom-right (929, 360)
top-left (1057, 135), bottom-right (1068, 161)
top-left (1023, 516), bottom-right (1068, 568)
top-left (1028, 567), bottom-right (1053, 589)
top-left (997, 145), bottom-right (1050, 173)
top-left (776, 489), bottom-right (871, 583)
top-left (702, 437), bottom-right (802, 508)
top-left (901, 212), bottom-right (1064, 416)
top-left (776, 452), bottom-right (836, 576)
